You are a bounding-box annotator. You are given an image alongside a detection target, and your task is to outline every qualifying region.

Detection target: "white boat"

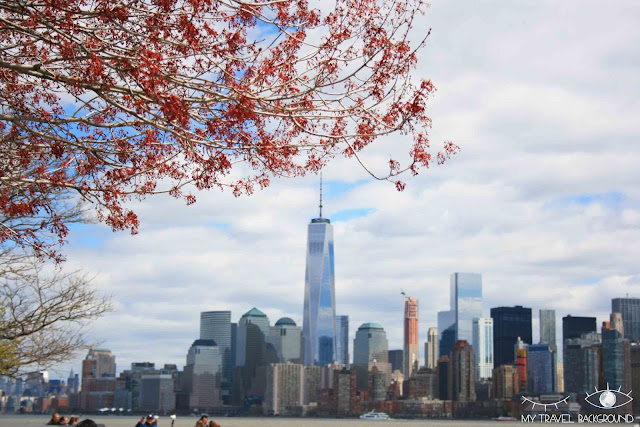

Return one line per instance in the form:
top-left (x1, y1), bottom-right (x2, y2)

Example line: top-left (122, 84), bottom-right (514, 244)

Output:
top-left (359, 410), bottom-right (390, 420)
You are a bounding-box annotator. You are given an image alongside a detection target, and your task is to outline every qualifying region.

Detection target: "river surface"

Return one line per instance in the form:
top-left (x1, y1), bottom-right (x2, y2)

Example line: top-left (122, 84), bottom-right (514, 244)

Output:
top-left (0, 415), bottom-right (631, 426)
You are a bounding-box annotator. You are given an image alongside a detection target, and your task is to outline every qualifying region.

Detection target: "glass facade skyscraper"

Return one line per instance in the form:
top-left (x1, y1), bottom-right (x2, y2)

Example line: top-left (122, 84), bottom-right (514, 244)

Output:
top-left (472, 317), bottom-right (494, 380)
top-left (438, 310), bottom-right (456, 357)
top-left (335, 315), bottom-right (349, 366)
top-left (451, 273), bottom-right (483, 344)
top-left (303, 210), bottom-right (337, 366)
top-left (200, 311), bottom-right (232, 398)
top-left (527, 344), bottom-right (555, 394)
top-left (353, 323), bottom-right (389, 391)
top-left (491, 305), bottom-right (532, 367)
top-left (612, 298), bottom-right (640, 341)
top-left (539, 309), bottom-right (557, 353)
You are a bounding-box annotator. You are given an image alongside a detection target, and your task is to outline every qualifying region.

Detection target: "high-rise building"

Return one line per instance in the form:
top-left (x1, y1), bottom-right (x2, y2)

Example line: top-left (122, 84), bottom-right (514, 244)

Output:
top-left (450, 273), bottom-right (483, 344)
top-left (234, 308), bottom-right (274, 402)
top-left (200, 311), bottom-right (232, 400)
top-left (562, 315), bottom-right (597, 342)
top-left (437, 356), bottom-right (451, 400)
top-left (67, 369), bottom-right (79, 394)
top-left (612, 298), bottom-right (640, 341)
top-left (263, 363), bottom-right (304, 415)
top-left (491, 306), bottom-right (532, 367)
top-left (492, 365), bottom-right (519, 399)
top-left (82, 348), bottom-right (116, 378)
top-left (449, 340), bottom-right (476, 402)
top-left (269, 317), bottom-right (303, 363)
top-left (404, 296), bottom-right (419, 378)
top-left (557, 361), bottom-right (564, 393)
top-left (80, 349), bottom-right (116, 411)
top-left (438, 310), bottom-right (456, 357)
top-left (139, 374), bottom-right (175, 413)
top-left (236, 307), bottom-right (270, 367)
top-left (303, 182), bottom-right (337, 366)
top-left (563, 332), bottom-right (600, 395)
top-left (630, 343), bottom-right (640, 416)
top-left (602, 314), bottom-right (629, 391)
top-left (515, 337), bottom-right (527, 392)
top-left (182, 339), bottom-right (222, 410)
top-left (336, 315), bottom-right (349, 366)
top-left (539, 309), bottom-right (557, 353)
top-left (426, 327), bottom-right (438, 369)
top-left (527, 344), bottom-right (555, 395)
top-left (353, 323), bottom-right (390, 391)
top-left (472, 318), bottom-right (494, 380)
top-left (388, 349), bottom-right (403, 373)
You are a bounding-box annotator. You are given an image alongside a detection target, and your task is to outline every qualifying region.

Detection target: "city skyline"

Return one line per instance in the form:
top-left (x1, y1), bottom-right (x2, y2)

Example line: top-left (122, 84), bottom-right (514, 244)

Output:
top-left (47, 0), bottom-right (640, 377)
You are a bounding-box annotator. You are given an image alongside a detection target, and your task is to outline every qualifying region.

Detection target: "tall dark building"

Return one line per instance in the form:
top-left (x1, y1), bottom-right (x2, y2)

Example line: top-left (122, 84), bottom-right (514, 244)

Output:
top-left (612, 298), bottom-right (640, 341)
top-left (491, 306), bottom-right (532, 367)
top-left (388, 349), bottom-right (404, 374)
top-left (437, 356), bottom-right (450, 400)
top-left (449, 340), bottom-right (476, 402)
top-left (562, 315), bottom-right (596, 342)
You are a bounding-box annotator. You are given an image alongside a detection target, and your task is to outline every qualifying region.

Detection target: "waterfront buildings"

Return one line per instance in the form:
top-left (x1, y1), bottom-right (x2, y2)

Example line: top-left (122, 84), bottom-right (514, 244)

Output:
top-left (303, 193), bottom-right (337, 366)
top-left (404, 296), bottom-right (419, 378)
top-left (602, 313), bottom-right (629, 391)
top-left (491, 306), bottom-right (532, 367)
top-left (353, 323), bottom-right (390, 391)
top-left (472, 318), bottom-right (494, 381)
top-left (182, 339), bottom-right (223, 410)
top-left (139, 374), bottom-right (175, 413)
top-left (200, 311), bottom-right (233, 400)
top-left (269, 317), bottom-right (303, 363)
top-left (563, 331), bottom-right (601, 394)
top-left (492, 365), bottom-right (519, 399)
top-left (80, 348), bottom-right (116, 411)
top-left (449, 340), bottom-right (476, 402)
top-left (527, 344), bottom-right (555, 394)
top-left (612, 298), bottom-right (640, 341)
top-left (263, 363), bottom-right (304, 415)
top-left (335, 315), bottom-right (349, 366)
top-left (426, 327), bottom-right (438, 369)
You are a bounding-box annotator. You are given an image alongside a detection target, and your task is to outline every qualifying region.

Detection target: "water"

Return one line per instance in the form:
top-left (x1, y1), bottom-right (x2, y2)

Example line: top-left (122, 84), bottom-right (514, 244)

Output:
top-left (0, 415), bottom-right (498, 427)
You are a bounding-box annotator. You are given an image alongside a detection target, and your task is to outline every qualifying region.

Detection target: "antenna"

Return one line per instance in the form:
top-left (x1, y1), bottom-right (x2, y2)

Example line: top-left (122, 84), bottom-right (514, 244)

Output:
top-left (319, 171), bottom-right (323, 218)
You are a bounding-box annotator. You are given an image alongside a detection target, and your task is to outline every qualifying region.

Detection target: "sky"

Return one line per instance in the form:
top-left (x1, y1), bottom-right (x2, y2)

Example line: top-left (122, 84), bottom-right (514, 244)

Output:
top-left (51, 0), bottom-right (640, 377)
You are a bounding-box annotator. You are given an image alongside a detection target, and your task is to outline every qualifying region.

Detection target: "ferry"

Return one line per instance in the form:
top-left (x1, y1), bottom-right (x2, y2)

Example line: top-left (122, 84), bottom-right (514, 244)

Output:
top-left (360, 410), bottom-right (391, 420)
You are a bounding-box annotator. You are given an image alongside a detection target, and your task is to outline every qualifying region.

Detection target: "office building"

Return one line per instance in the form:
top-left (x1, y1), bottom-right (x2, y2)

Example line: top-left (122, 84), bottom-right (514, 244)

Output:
top-left (450, 273), bottom-right (483, 344)
top-left (182, 339), bottom-right (222, 410)
top-left (353, 323), bottom-right (390, 391)
top-left (539, 309), bottom-right (557, 353)
top-left (200, 311), bottom-right (232, 400)
top-left (303, 183), bottom-right (337, 366)
top-left (515, 337), bottom-right (527, 392)
top-left (404, 296), bottom-right (419, 378)
top-left (491, 306), bottom-right (532, 367)
top-left (562, 315), bottom-right (597, 342)
top-left (437, 356), bottom-right (451, 400)
top-left (472, 317), bottom-right (494, 380)
top-left (80, 348), bottom-right (116, 411)
top-left (388, 349), bottom-right (403, 373)
top-left (449, 340), bottom-right (476, 402)
top-left (336, 315), bottom-right (349, 366)
top-left (557, 361), bottom-right (564, 393)
top-left (602, 314), bottom-right (629, 391)
top-left (139, 374), bottom-right (175, 413)
top-left (236, 307), bottom-right (270, 367)
top-left (263, 363), bottom-right (304, 415)
top-left (563, 332), bottom-right (601, 395)
top-left (527, 344), bottom-right (555, 394)
top-left (426, 327), bottom-right (438, 369)
top-left (612, 298), bottom-right (640, 341)
top-left (269, 317), bottom-right (303, 363)
top-left (492, 365), bottom-right (519, 399)
top-left (438, 310), bottom-right (456, 357)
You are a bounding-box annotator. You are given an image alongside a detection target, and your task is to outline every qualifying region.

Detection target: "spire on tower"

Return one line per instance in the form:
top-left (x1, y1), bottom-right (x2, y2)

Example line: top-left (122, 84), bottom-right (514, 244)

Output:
top-left (319, 171), bottom-right (323, 218)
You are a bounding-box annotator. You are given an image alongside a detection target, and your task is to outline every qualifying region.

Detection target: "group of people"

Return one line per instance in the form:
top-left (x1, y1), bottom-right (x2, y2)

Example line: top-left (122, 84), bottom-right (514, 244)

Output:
top-left (134, 414), bottom-right (220, 427)
top-left (47, 414), bottom-right (96, 427)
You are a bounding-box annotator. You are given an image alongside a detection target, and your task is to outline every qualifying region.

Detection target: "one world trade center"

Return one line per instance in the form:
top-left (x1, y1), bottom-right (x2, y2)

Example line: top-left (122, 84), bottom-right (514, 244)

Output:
top-left (303, 178), bottom-right (337, 366)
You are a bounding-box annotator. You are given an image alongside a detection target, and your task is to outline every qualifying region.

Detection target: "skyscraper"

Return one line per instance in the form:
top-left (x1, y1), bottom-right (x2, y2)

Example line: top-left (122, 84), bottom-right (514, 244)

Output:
top-left (527, 344), bottom-right (555, 394)
top-left (612, 298), bottom-right (640, 341)
top-left (303, 180), bottom-right (337, 366)
top-left (472, 317), bottom-right (494, 380)
top-left (539, 309), bottom-right (557, 353)
top-left (335, 315), bottom-right (349, 366)
top-left (388, 349), bottom-right (403, 373)
top-left (353, 323), bottom-right (390, 391)
top-left (426, 327), bottom-right (438, 369)
top-left (491, 306), bottom-right (532, 367)
top-left (602, 313), bottom-right (629, 391)
top-left (438, 310), bottom-right (456, 357)
top-left (449, 340), bottom-right (476, 402)
top-left (236, 308), bottom-right (270, 367)
top-left (563, 332), bottom-right (600, 394)
top-left (450, 273), bottom-right (483, 344)
top-left (269, 317), bottom-right (303, 363)
top-left (200, 311), bottom-right (232, 399)
top-left (562, 315), bottom-right (596, 342)
top-left (182, 339), bottom-right (222, 410)
top-left (404, 296), bottom-right (419, 378)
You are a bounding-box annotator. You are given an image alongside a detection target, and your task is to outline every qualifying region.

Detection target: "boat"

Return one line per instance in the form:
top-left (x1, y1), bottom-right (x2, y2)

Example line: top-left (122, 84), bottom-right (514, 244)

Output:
top-left (492, 416), bottom-right (518, 421)
top-left (359, 410), bottom-right (390, 420)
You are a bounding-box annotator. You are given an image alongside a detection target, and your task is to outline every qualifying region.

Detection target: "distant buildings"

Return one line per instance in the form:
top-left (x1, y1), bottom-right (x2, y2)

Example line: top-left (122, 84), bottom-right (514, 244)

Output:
top-left (182, 339), bottom-right (222, 410)
top-left (527, 344), bottom-right (555, 394)
top-left (353, 323), bottom-right (390, 391)
top-left (438, 310), bottom-right (456, 357)
top-left (563, 331), bottom-right (601, 395)
top-left (388, 349), bottom-right (403, 374)
top-left (80, 348), bottom-right (116, 411)
top-left (425, 327), bottom-right (438, 369)
top-left (450, 273), bottom-right (483, 345)
top-left (491, 306), bottom-right (532, 367)
top-left (450, 340), bottom-right (476, 402)
top-left (335, 315), bottom-right (349, 366)
top-left (492, 365), bottom-right (519, 399)
top-left (612, 298), bottom-right (640, 341)
top-left (263, 363), bottom-right (304, 415)
top-left (539, 309), bottom-right (557, 353)
top-left (472, 317), bottom-right (494, 381)
top-left (403, 296), bottom-right (419, 378)
top-left (199, 310), bottom-right (233, 401)
top-left (269, 317), bottom-right (303, 364)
